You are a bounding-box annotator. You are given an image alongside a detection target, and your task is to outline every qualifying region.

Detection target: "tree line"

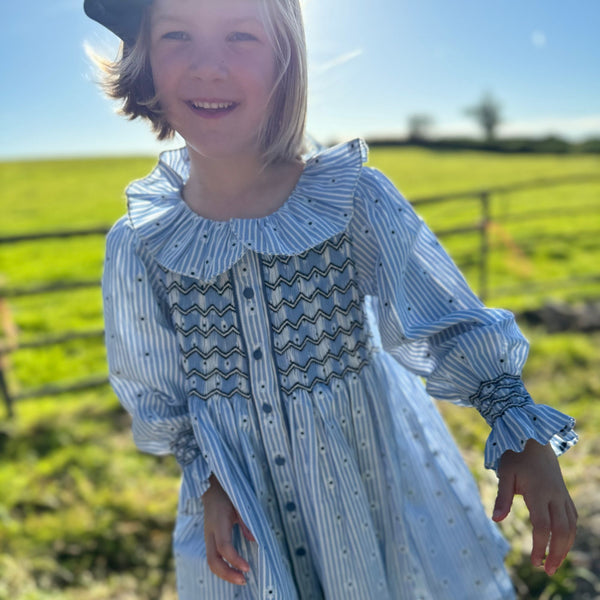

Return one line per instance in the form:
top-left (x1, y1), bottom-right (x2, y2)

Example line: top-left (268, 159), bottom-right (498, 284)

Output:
top-left (398, 92), bottom-right (600, 154)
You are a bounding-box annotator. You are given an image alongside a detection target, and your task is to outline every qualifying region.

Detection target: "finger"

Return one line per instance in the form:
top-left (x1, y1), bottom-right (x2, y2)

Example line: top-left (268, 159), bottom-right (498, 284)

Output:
top-left (235, 511), bottom-right (256, 542)
top-left (239, 520), bottom-right (256, 542)
top-left (212, 549), bottom-right (248, 584)
top-left (528, 503), bottom-right (551, 568)
top-left (206, 517), bottom-right (250, 586)
top-left (544, 503), bottom-right (572, 575)
top-left (562, 499), bottom-right (578, 554)
top-left (492, 469), bottom-right (516, 522)
top-left (566, 500), bottom-right (578, 551)
top-left (211, 506), bottom-right (251, 573)
top-left (215, 537), bottom-right (251, 575)
top-left (205, 532), bottom-right (245, 585)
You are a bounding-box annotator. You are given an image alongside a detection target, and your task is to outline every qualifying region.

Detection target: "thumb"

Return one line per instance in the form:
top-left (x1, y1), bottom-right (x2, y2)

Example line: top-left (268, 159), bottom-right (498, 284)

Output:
top-left (493, 470), bottom-right (515, 522)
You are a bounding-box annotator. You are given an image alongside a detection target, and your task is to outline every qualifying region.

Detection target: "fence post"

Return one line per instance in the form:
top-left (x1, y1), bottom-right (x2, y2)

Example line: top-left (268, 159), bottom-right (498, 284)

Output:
top-left (0, 293), bottom-right (16, 418)
top-left (479, 191), bottom-right (491, 302)
top-left (0, 366), bottom-right (13, 418)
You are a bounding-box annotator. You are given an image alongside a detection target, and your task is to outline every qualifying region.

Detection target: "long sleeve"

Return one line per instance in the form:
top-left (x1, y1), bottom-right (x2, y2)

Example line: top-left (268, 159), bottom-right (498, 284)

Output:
top-left (102, 217), bottom-right (211, 510)
top-left (350, 168), bottom-right (577, 471)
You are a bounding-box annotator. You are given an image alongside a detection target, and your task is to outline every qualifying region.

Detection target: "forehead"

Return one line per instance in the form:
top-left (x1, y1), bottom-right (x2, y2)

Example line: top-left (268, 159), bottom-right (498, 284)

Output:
top-left (151, 0), bottom-right (268, 23)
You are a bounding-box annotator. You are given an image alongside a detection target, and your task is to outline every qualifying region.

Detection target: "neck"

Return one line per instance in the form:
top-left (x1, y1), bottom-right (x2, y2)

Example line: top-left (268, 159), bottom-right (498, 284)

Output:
top-left (183, 146), bottom-right (304, 221)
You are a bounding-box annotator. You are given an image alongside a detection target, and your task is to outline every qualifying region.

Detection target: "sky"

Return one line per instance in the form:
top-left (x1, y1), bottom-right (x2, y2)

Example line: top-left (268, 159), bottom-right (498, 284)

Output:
top-left (1, 0), bottom-right (599, 160)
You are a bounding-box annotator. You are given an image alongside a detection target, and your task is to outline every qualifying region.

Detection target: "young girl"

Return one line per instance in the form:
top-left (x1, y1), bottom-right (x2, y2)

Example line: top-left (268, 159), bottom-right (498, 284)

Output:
top-left (86, 0), bottom-right (578, 597)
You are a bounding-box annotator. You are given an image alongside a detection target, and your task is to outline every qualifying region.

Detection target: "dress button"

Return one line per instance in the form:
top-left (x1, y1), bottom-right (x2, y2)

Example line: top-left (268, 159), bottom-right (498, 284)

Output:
top-left (253, 348), bottom-right (263, 360)
top-left (285, 502), bottom-right (296, 512)
top-left (295, 547), bottom-right (307, 557)
top-left (275, 455), bottom-right (286, 466)
top-left (262, 403), bottom-right (273, 414)
top-left (243, 287), bottom-right (254, 299)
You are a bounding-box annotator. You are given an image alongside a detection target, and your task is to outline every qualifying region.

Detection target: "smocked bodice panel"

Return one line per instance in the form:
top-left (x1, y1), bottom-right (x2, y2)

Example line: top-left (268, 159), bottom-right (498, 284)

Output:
top-left (164, 233), bottom-right (370, 403)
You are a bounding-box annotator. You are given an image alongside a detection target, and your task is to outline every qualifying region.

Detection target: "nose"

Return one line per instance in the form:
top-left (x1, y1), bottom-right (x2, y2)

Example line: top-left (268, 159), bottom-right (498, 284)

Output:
top-left (188, 41), bottom-right (228, 80)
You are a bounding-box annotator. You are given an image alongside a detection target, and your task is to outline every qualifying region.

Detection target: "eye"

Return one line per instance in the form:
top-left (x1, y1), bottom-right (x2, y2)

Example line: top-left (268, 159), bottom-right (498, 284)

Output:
top-left (162, 31), bottom-right (190, 41)
top-left (228, 31), bottom-right (258, 42)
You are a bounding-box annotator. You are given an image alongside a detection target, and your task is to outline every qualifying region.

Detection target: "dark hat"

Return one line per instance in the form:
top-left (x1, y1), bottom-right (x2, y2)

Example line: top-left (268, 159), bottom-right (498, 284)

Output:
top-left (84, 0), bottom-right (153, 46)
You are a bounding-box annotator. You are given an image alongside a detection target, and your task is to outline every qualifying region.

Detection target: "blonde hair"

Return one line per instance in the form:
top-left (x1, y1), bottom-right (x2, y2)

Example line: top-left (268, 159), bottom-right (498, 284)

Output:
top-left (91, 0), bottom-right (308, 166)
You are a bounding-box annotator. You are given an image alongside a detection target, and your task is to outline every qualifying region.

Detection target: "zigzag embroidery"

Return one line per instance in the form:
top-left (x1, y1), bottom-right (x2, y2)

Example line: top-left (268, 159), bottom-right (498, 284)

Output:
top-left (182, 345), bottom-right (245, 361)
top-left (273, 319), bottom-right (363, 354)
top-left (166, 279), bottom-right (233, 296)
top-left (271, 301), bottom-right (362, 335)
top-left (263, 258), bottom-right (354, 290)
top-left (189, 388), bottom-right (252, 401)
top-left (186, 366), bottom-right (248, 382)
top-left (170, 302), bottom-right (236, 320)
top-left (281, 358), bottom-right (369, 395)
top-left (261, 234), bottom-right (349, 268)
top-left (175, 323), bottom-right (240, 339)
top-left (268, 280), bottom-right (356, 312)
top-left (177, 324), bottom-right (240, 339)
top-left (278, 339), bottom-right (367, 378)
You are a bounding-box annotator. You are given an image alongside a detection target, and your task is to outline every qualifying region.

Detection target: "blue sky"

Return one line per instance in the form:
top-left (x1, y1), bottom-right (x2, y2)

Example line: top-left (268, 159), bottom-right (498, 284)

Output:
top-left (2, 0), bottom-right (599, 160)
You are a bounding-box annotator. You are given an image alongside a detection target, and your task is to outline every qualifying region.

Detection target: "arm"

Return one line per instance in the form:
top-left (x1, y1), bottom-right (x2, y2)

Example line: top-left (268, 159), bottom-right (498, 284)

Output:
top-left (351, 168), bottom-right (577, 569)
top-left (103, 218), bottom-right (211, 511)
top-left (351, 168), bottom-right (577, 466)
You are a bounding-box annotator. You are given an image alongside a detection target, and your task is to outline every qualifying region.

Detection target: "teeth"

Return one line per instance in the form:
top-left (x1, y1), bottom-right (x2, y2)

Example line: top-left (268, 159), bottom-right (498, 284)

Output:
top-left (192, 101), bottom-right (234, 110)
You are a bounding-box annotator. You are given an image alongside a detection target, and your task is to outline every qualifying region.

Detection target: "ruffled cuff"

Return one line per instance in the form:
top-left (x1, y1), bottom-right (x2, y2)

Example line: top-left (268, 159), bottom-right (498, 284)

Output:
top-left (469, 374), bottom-right (578, 471)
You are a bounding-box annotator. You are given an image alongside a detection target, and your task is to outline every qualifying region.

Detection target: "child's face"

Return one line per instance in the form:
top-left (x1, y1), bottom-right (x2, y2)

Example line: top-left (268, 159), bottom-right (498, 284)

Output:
top-left (149, 0), bottom-right (277, 161)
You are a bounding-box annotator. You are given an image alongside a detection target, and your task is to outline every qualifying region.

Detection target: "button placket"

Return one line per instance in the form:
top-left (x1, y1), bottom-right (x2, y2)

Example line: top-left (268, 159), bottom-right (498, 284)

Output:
top-left (232, 254), bottom-right (311, 583)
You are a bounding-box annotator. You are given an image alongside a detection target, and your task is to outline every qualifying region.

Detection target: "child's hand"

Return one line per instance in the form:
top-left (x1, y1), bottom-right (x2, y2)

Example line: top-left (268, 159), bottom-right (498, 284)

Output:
top-left (492, 439), bottom-right (577, 576)
top-left (202, 475), bottom-right (255, 586)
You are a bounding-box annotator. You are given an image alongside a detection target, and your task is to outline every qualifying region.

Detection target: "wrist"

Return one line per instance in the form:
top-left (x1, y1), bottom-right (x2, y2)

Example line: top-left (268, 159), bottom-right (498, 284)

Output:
top-left (202, 473), bottom-right (219, 499)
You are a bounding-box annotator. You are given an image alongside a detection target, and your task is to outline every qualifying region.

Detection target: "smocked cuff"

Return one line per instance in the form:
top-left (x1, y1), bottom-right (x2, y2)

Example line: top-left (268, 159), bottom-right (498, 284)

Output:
top-left (170, 428), bottom-right (211, 513)
top-left (170, 428), bottom-right (202, 466)
top-left (180, 455), bottom-right (211, 514)
top-left (469, 373), bottom-right (534, 426)
top-left (470, 374), bottom-right (577, 471)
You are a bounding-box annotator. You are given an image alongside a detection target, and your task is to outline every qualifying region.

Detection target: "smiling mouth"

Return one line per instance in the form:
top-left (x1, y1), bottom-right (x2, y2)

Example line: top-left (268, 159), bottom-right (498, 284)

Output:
top-left (188, 100), bottom-right (238, 115)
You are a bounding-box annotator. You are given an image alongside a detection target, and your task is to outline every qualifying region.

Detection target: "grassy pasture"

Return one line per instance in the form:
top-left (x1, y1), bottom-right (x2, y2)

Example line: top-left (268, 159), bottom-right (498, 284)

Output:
top-left (0, 146), bottom-right (599, 599)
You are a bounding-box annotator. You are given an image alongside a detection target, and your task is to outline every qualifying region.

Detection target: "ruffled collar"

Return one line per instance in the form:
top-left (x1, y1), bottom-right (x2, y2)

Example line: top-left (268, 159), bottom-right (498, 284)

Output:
top-left (126, 138), bottom-right (368, 280)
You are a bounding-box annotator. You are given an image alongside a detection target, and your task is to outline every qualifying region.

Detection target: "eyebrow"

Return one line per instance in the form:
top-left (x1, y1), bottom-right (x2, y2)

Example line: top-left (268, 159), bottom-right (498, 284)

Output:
top-left (227, 17), bottom-right (262, 26)
top-left (152, 14), bottom-right (262, 26)
top-left (152, 14), bottom-right (185, 24)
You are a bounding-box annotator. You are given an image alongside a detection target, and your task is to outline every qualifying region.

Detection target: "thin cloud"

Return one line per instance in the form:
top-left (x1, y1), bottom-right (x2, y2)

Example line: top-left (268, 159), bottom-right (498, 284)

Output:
top-left (313, 49), bottom-right (363, 74)
top-left (531, 30), bottom-right (547, 49)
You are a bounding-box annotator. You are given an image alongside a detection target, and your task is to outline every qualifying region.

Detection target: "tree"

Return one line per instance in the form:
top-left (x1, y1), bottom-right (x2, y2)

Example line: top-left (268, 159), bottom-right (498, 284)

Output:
top-left (465, 92), bottom-right (502, 142)
top-left (407, 114), bottom-right (434, 142)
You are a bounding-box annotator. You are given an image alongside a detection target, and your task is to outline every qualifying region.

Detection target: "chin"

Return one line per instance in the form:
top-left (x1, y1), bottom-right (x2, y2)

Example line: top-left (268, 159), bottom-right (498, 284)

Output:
top-left (184, 136), bottom-right (263, 163)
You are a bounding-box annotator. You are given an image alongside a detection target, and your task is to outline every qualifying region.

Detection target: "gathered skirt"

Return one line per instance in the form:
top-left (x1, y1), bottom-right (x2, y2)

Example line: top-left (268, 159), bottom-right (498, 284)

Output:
top-left (171, 350), bottom-right (515, 600)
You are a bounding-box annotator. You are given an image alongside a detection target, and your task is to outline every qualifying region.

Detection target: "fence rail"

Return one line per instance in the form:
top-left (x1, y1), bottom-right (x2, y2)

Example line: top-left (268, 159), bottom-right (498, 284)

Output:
top-left (1, 173), bottom-right (599, 417)
top-left (0, 226), bottom-right (110, 245)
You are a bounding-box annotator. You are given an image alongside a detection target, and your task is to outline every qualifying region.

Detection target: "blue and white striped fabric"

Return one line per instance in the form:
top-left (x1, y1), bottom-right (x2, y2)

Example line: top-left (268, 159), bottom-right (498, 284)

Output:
top-left (103, 139), bottom-right (577, 600)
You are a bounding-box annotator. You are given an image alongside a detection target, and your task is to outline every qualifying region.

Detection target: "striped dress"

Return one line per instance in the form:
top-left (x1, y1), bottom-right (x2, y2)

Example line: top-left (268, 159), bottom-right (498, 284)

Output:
top-left (102, 139), bottom-right (577, 600)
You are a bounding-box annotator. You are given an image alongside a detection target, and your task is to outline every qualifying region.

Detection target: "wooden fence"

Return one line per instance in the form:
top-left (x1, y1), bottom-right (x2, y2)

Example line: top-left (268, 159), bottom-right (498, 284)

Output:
top-left (1, 173), bottom-right (599, 417)
top-left (0, 227), bottom-right (110, 418)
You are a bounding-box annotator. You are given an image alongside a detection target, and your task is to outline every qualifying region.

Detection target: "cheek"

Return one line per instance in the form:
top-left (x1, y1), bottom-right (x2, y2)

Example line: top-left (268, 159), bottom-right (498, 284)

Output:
top-left (149, 52), bottom-right (178, 98)
top-left (264, 51), bottom-right (278, 89)
top-left (248, 55), bottom-right (278, 101)
top-left (149, 62), bottom-right (166, 98)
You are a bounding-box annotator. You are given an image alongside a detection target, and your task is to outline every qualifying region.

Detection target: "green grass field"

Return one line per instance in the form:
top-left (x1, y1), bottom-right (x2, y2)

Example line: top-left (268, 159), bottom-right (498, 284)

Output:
top-left (0, 146), bottom-right (599, 599)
